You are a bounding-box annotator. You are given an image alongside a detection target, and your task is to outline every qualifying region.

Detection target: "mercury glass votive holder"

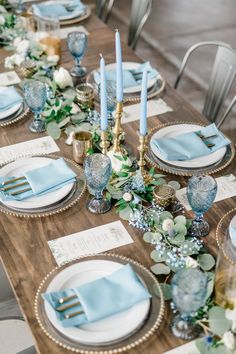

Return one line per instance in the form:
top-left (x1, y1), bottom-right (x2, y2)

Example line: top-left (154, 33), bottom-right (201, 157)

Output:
top-left (153, 184), bottom-right (176, 208)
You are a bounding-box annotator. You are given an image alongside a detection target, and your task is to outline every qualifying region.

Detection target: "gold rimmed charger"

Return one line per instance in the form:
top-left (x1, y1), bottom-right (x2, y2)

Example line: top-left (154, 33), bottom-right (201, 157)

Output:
top-left (145, 121), bottom-right (235, 176)
top-left (34, 252), bottom-right (165, 354)
top-left (0, 154), bottom-right (86, 218)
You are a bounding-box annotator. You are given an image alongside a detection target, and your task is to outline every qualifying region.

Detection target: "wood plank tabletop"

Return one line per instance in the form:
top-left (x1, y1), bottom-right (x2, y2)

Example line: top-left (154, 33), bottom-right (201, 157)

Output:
top-left (0, 11), bottom-right (236, 354)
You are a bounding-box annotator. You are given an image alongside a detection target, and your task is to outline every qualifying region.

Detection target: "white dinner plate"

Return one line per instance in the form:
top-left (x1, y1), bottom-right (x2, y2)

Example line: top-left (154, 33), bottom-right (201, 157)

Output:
top-left (34, 0), bottom-right (87, 21)
top-left (229, 215), bottom-right (236, 247)
top-left (150, 124), bottom-right (227, 168)
top-left (94, 61), bottom-right (159, 94)
top-left (0, 102), bottom-right (22, 120)
top-left (0, 157), bottom-right (74, 210)
top-left (44, 260), bottom-right (151, 345)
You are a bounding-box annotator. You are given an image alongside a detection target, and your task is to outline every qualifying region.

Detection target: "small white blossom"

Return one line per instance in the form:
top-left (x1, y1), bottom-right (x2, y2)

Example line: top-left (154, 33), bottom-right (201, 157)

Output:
top-left (4, 56), bottom-right (15, 69)
top-left (0, 14), bottom-right (5, 25)
top-left (47, 54), bottom-right (60, 64)
top-left (16, 39), bottom-right (30, 54)
top-left (223, 331), bottom-right (236, 351)
top-left (162, 218), bottom-right (174, 232)
top-left (123, 192), bottom-right (132, 202)
top-left (71, 102), bottom-right (81, 114)
top-left (185, 256), bottom-right (198, 268)
top-left (53, 67), bottom-right (73, 89)
top-left (226, 309), bottom-right (236, 333)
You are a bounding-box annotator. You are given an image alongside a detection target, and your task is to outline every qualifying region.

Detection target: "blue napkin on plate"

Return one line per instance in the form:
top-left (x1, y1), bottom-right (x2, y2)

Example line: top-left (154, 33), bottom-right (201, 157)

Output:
top-left (0, 158), bottom-right (77, 201)
top-left (33, 0), bottom-right (86, 19)
top-left (0, 86), bottom-right (23, 112)
top-left (152, 123), bottom-right (231, 161)
top-left (94, 61), bottom-right (160, 88)
top-left (43, 264), bottom-right (151, 328)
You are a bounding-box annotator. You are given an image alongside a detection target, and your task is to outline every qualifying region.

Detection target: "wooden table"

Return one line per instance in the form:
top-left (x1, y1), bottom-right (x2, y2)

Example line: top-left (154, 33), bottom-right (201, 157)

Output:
top-left (0, 12), bottom-right (236, 354)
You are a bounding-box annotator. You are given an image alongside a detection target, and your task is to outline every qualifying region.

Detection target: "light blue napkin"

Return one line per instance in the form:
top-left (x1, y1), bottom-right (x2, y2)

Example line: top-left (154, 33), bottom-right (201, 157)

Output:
top-left (0, 158), bottom-right (77, 201)
top-left (43, 264), bottom-right (151, 328)
top-left (33, 0), bottom-right (86, 19)
top-left (0, 86), bottom-right (23, 112)
top-left (94, 61), bottom-right (160, 88)
top-left (152, 123), bottom-right (231, 161)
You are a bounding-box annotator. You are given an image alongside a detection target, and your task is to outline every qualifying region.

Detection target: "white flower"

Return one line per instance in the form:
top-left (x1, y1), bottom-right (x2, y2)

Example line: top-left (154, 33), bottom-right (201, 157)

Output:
top-left (16, 39), bottom-right (30, 54)
top-left (71, 102), bottom-right (81, 114)
top-left (4, 56), bottom-right (14, 69)
top-left (185, 256), bottom-right (199, 268)
top-left (162, 218), bottom-right (174, 232)
top-left (106, 150), bottom-right (132, 173)
top-left (223, 331), bottom-right (236, 351)
top-left (123, 192), bottom-right (132, 202)
top-left (0, 5), bottom-right (7, 13)
top-left (53, 67), bottom-right (73, 89)
top-left (226, 309), bottom-right (236, 333)
top-left (0, 14), bottom-right (5, 25)
top-left (47, 54), bottom-right (60, 64)
top-left (13, 37), bottom-right (22, 47)
top-left (12, 53), bottom-right (25, 66)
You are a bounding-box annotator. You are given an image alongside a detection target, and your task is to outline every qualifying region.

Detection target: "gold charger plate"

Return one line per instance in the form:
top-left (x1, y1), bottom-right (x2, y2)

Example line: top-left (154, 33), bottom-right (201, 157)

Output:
top-left (34, 253), bottom-right (165, 354)
top-left (0, 154), bottom-right (86, 218)
top-left (146, 121), bottom-right (235, 176)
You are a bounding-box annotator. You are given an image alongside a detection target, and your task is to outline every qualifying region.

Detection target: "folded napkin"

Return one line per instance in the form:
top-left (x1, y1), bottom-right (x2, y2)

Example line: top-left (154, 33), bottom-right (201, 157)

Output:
top-left (0, 158), bottom-right (77, 201)
top-left (94, 61), bottom-right (160, 89)
top-left (33, 0), bottom-right (86, 19)
top-left (0, 86), bottom-right (23, 112)
top-left (43, 264), bottom-right (151, 328)
top-left (152, 123), bottom-right (231, 161)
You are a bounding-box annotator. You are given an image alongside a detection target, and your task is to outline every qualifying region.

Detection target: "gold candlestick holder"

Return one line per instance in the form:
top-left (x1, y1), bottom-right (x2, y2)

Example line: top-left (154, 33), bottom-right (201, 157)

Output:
top-left (137, 134), bottom-right (151, 184)
top-left (100, 130), bottom-right (110, 155)
top-left (111, 101), bottom-right (124, 153)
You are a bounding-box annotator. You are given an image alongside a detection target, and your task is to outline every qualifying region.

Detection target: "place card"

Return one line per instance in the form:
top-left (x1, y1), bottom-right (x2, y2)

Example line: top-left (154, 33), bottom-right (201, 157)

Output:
top-left (0, 71), bottom-right (21, 86)
top-left (48, 220), bottom-right (134, 266)
top-left (57, 26), bottom-right (89, 39)
top-left (163, 341), bottom-right (200, 354)
top-left (0, 136), bottom-right (60, 165)
top-left (176, 174), bottom-right (236, 211)
top-left (122, 98), bottom-right (173, 124)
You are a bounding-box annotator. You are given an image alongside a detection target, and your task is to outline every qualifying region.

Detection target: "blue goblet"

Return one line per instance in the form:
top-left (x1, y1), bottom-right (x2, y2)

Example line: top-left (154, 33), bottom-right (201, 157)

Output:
top-left (171, 268), bottom-right (207, 340)
top-left (16, 0), bottom-right (25, 14)
top-left (98, 80), bottom-right (116, 127)
top-left (23, 80), bottom-right (47, 133)
top-left (67, 31), bottom-right (87, 78)
top-left (187, 175), bottom-right (217, 237)
top-left (84, 153), bottom-right (112, 213)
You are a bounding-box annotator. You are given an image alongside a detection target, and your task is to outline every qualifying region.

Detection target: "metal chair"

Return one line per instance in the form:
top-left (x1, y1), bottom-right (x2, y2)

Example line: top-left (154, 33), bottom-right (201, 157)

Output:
top-left (174, 41), bottom-right (236, 123)
top-left (128, 0), bottom-right (152, 50)
top-left (96, 0), bottom-right (115, 23)
top-left (217, 95), bottom-right (236, 128)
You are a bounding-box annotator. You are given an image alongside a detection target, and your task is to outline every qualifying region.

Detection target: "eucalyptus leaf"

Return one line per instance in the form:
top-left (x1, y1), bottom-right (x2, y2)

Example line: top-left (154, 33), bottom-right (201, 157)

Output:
top-left (119, 205), bottom-right (133, 221)
top-left (150, 250), bottom-right (166, 263)
top-left (153, 283), bottom-right (172, 300)
top-left (71, 112), bottom-right (86, 122)
top-left (143, 232), bottom-right (154, 243)
top-left (106, 184), bottom-right (123, 199)
top-left (151, 263), bottom-right (170, 275)
top-left (196, 339), bottom-right (227, 354)
top-left (204, 272), bottom-right (215, 301)
top-left (208, 306), bottom-right (231, 336)
top-left (174, 215), bottom-right (186, 225)
top-left (46, 122), bottom-right (61, 140)
top-left (62, 88), bottom-right (76, 101)
top-left (173, 222), bottom-right (187, 236)
top-left (58, 116), bottom-right (71, 128)
top-left (159, 211), bottom-right (173, 222)
top-left (169, 234), bottom-right (185, 246)
top-left (198, 254), bottom-right (215, 271)
top-left (152, 232), bottom-right (163, 242)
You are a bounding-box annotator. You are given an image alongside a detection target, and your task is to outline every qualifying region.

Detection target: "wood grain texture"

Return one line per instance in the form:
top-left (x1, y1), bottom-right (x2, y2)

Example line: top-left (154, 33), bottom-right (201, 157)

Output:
top-left (0, 12), bottom-right (236, 354)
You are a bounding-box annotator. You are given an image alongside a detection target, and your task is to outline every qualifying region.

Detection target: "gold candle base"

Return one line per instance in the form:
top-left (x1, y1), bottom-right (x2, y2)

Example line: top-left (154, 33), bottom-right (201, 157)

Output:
top-left (111, 101), bottom-right (124, 153)
top-left (138, 134), bottom-right (151, 184)
top-left (100, 130), bottom-right (110, 155)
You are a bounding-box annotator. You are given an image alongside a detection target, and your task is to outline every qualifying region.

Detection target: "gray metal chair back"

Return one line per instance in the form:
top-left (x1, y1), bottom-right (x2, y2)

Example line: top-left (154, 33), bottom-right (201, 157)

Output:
top-left (174, 41), bottom-right (236, 123)
top-left (128, 0), bottom-right (152, 50)
top-left (96, 0), bottom-right (115, 23)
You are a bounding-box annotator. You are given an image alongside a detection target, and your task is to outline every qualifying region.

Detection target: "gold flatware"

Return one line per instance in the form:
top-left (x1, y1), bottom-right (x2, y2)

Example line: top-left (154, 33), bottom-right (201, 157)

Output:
top-left (198, 134), bottom-right (217, 140)
top-left (10, 187), bottom-right (31, 196)
top-left (64, 310), bottom-right (84, 319)
top-left (1, 176), bottom-right (26, 186)
top-left (56, 300), bottom-right (81, 312)
top-left (58, 294), bottom-right (77, 304)
top-left (1, 181), bottom-right (29, 192)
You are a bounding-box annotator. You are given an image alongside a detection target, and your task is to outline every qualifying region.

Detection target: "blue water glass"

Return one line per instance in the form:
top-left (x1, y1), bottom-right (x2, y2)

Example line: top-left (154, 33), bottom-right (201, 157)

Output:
top-left (187, 175), bottom-right (217, 237)
top-left (171, 268), bottom-right (207, 340)
top-left (24, 80), bottom-right (47, 133)
top-left (98, 80), bottom-right (116, 127)
top-left (16, 0), bottom-right (25, 14)
top-left (84, 153), bottom-right (112, 213)
top-left (67, 31), bottom-right (87, 78)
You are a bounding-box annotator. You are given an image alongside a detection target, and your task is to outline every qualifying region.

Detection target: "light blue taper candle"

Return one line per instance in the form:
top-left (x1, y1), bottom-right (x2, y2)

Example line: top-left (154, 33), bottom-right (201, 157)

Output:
top-left (100, 54), bottom-right (108, 131)
top-left (140, 68), bottom-right (148, 136)
top-left (115, 29), bottom-right (123, 102)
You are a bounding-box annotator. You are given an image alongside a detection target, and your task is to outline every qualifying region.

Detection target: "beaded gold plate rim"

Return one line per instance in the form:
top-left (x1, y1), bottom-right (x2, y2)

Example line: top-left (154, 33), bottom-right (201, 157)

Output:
top-left (215, 207), bottom-right (236, 266)
top-left (0, 154), bottom-right (86, 218)
top-left (145, 121), bottom-right (235, 176)
top-left (0, 102), bottom-right (29, 127)
top-left (34, 252), bottom-right (165, 354)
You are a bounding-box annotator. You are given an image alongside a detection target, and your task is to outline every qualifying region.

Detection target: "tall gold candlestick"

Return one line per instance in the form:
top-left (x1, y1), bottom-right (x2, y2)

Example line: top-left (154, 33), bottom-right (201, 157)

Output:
top-left (111, 101), bottom-right (123, 153)
top-left (100, 130), bottom-right (110, 155)
top-left (137, 134), bottom-right (151, 184)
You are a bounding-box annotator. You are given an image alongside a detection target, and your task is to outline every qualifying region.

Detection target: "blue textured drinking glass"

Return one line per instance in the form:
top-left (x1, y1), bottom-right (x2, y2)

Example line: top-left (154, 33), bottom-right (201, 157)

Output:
top-left (84, 153), bottom-right (112, 214)
top-left (67, 31), bottom-right (87, 78)
top-left (98, 80), bottom-right (116, 127)
top-left (187, 175), bottom-right (217, 237)
top-left (16, 0), bottom-right (25, 14)
top-left (23, 80), bottom-right (47, 133)
top-left (171, 268), bottom-right (207, 340)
